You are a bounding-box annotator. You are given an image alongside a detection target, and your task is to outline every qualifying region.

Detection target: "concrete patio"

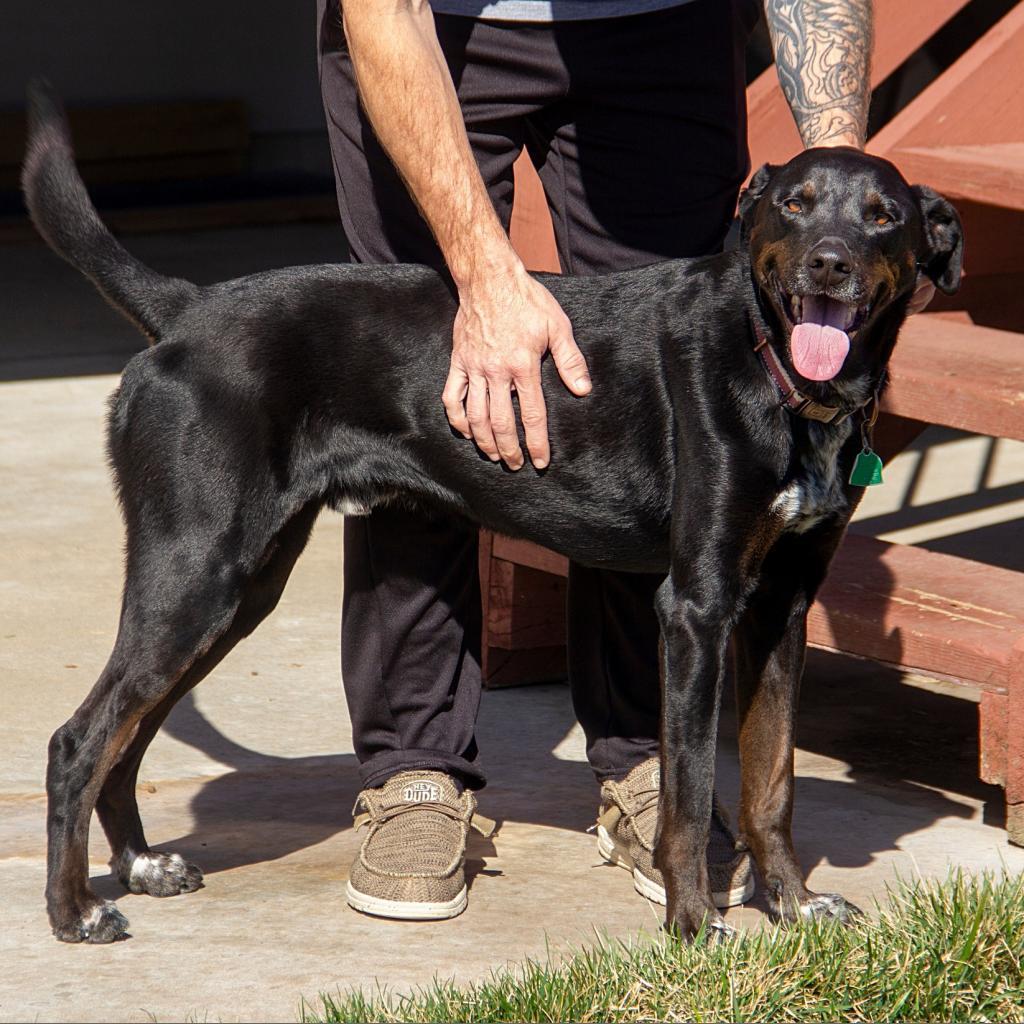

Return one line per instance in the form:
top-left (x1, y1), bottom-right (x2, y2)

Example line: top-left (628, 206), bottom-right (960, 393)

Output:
top-left (2, 224), bottom-right (1022, 1023)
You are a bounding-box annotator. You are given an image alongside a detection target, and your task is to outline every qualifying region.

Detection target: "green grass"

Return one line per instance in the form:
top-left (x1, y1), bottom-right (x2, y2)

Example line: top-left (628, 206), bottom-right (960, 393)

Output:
top-left (305, 872), bottom-right (1024, 1023)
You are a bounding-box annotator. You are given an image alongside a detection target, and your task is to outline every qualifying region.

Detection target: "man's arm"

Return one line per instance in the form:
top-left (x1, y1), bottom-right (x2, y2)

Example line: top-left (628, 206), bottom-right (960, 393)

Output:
top-left (764, 0), bottom-right (873, 149)
top-left (342, 0), bottom-right (591, 471)
top-left (765, 1), bottom-right (934, 311)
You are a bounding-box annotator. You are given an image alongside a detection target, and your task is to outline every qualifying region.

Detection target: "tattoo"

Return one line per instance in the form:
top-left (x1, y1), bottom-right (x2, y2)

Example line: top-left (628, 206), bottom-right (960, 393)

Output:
top-left (765, 0), bottom-right (873, 148)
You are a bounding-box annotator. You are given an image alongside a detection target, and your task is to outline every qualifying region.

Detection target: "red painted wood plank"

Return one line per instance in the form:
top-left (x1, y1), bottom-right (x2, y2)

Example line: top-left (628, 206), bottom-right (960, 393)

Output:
top-left (981, 690), bottom-right (1008, 786)
top-left (510, 154), bottom-right (560, 273)
top-left (492, 530), bottom-right (1024, 693)
top-left (483, 645), bottom-right (567, 688)
top-left (885, 315), bottom-right (1024, 441)
top-left (492, 534), bottom-right (569, 577)
top-left (870, 4), bottom-right (1024, 208)
top-left (490, 530), bottom-right (1024, 691)
top-left (810, 534), bottom-right (1024, 691)
top-left (486, 558), bottom-right (567, 650)
top-left (886, 144), bottom-right (1024, 211)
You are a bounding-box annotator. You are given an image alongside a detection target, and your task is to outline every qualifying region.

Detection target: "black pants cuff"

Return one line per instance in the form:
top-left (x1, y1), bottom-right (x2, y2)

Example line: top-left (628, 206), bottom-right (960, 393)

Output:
top-left (359, 749), bottom-right (487, 793)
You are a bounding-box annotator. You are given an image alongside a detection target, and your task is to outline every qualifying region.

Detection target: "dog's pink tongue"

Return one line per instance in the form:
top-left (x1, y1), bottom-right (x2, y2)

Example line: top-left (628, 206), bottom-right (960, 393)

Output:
top-left (790, 296), bottom-right (851, 381)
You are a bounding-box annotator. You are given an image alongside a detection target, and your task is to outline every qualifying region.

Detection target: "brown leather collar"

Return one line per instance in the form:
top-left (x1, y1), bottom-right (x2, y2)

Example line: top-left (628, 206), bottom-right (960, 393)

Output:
top-left (751, 315), bottom-right (854, 425)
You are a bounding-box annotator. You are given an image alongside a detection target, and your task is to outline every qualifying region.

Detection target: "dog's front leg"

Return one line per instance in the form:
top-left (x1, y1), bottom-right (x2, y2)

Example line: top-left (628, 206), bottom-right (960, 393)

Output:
top-left (732, 532), bottom-right (860, 925)
top-left (654, 574), bottom-right (737, 941)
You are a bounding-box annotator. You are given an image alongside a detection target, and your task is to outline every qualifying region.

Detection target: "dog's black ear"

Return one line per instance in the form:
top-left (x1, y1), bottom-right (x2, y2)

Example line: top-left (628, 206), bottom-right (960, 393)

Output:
top-left (738, 163), bottom-right (777, 232)
top-left (912, 185), bottom-right (964, 294)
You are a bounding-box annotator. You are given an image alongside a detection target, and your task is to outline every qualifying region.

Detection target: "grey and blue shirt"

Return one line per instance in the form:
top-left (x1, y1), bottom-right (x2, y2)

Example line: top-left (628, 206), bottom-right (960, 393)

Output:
top-left (429, 0), bottom-right (695, 23)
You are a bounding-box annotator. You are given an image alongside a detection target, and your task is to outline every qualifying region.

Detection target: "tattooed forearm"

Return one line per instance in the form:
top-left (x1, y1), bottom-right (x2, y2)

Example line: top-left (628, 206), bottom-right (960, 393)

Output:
top-left (764, 0), bottom-right (873, 149)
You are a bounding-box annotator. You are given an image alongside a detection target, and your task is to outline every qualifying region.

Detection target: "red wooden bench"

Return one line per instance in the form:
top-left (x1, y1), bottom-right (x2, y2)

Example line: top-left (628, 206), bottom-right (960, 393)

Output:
top-left (483, 0), bottom-right (1024, 844)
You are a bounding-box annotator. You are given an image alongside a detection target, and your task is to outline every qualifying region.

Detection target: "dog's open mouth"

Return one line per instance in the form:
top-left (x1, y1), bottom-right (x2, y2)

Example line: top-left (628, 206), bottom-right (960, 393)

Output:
top-left (778, 291), bottom-right (868, 382)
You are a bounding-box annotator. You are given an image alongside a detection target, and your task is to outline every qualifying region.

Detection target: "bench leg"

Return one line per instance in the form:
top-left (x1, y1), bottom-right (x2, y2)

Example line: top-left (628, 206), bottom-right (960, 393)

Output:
top-left (479, 531), bottom-right (568, 689)
top-left (982, 648), bottom-right (1024, 847)
top-left (1008, 647), bottom-right (1024, 846)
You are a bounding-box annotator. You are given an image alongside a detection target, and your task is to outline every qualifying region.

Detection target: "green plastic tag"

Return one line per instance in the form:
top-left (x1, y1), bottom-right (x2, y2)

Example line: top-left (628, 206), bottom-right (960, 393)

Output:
top-left (849, 448), bottom-right (884, 487)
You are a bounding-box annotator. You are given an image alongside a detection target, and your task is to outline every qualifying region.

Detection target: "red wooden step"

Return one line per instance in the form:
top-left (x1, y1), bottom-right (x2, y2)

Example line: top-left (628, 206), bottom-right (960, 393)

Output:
top-left (886, 315), bottom-right (1024, 441)
top-left (870, 3), bottom-right (1024, 211)
top-left (810, 533), bottom-right (1024, 693)
top-left (493, 530), bottom-right (1024, 696)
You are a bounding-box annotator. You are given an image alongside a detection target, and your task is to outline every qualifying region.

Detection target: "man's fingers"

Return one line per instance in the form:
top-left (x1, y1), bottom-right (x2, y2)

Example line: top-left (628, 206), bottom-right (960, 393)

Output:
top-left (550, 325), bottom-right (592, 396)
top-left (466, 375), bottom-right (501, 461)
top-left (486, 374), bottom-right (525, 470)
top-left (442, 364), bottom-right (472, 438)
top-left (514, 370), bottom-right (550, 470)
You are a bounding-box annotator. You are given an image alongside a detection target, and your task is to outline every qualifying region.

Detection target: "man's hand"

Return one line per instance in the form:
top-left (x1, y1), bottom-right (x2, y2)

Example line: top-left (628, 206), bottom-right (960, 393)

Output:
top-left (343, 0), bottom-right (590, 471)
top-left (443, 264), bottom-right (591, 471)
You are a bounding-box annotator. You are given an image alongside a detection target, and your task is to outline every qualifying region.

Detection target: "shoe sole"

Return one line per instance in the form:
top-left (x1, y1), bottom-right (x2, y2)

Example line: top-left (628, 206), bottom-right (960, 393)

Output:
top-left (345, 880), bottom-right (468, 921)
top-left (596, 825), bottom-right (755, 909)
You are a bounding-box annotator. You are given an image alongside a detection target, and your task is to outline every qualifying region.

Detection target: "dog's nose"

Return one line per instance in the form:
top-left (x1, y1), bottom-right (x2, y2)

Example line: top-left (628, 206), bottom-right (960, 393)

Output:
top-left (805, 237), bottom-right (853, 288)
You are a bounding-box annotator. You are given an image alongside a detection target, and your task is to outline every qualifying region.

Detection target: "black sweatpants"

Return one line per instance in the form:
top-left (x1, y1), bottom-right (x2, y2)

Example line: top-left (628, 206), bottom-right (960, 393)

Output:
top-left (317, 0), bottom-right (755, 791)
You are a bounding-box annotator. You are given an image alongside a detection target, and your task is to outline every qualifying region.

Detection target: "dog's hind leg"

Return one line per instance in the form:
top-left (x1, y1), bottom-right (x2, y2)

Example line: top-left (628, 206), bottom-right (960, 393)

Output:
top-left (46, 501), bottom-right (320, 943)
top-left (95, 501), bottom-right (320, 901)
top-left (732, 532), bottom-right (860, 925)
top-left (93, 679), bottom-right (203, 900)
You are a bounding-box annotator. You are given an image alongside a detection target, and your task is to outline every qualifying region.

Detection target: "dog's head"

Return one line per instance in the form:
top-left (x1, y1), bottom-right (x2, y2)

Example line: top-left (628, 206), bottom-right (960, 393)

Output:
top-left (739, 147), bottom-right (963, 383)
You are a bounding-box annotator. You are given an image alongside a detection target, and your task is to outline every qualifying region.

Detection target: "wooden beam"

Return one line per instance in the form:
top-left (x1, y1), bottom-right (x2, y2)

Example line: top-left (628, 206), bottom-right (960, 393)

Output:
top-left (492, 534), bottom-right (569, 577)
top-left (883, 143), bottom-right (1024, 211)
top-left (870, 3), bottom-right (1024, 209)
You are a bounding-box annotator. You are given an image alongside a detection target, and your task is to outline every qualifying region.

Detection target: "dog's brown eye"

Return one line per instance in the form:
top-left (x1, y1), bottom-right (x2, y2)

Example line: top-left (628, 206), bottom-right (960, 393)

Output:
top-left (874, 212), bottom-right (892, 226)
top-left (785, 199), bottom-right (803, 214)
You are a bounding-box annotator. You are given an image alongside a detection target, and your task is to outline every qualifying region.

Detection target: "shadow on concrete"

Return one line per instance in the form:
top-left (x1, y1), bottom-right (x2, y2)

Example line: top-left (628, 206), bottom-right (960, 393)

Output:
top-left (149, 686), bottom-right (591, 881)
top-left (86, 660), bottom-right (990, 903)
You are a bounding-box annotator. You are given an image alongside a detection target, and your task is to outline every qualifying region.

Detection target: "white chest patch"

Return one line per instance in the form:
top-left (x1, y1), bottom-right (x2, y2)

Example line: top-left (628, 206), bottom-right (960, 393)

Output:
top-left (771, 421), bottom-right (852, 533)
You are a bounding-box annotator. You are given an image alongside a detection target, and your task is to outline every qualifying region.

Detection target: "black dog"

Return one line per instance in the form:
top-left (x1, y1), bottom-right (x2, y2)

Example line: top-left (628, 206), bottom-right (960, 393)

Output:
top-left (24, 81), bottom-right (962, 943)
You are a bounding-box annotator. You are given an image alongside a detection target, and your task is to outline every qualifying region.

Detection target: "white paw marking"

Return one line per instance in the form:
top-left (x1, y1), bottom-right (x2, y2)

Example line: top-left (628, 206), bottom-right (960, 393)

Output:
top-left (129, 851), bottom-right (185, 886)
top-left (800, 893), bottom-right (856, 921)
top-left (83, 902), bottom-right (113, 930)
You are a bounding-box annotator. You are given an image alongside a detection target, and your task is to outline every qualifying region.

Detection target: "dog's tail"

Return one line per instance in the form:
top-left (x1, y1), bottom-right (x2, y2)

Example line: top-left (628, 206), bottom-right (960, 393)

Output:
top-left (21, 79), bottom-right (198, 343)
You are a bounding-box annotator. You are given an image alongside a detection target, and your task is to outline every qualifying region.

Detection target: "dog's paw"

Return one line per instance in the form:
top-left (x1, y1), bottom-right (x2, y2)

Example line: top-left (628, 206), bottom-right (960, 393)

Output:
top-left (53, 901), bottom-right (130, 944)
top-left (799, 892), bottom-right (862, 925)
top-left (122, 851), bottom-right (204, 897)
top-left (666, 909), bottom-right (737, 944)
top-left (703, 918), bottom-right (739, 944)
